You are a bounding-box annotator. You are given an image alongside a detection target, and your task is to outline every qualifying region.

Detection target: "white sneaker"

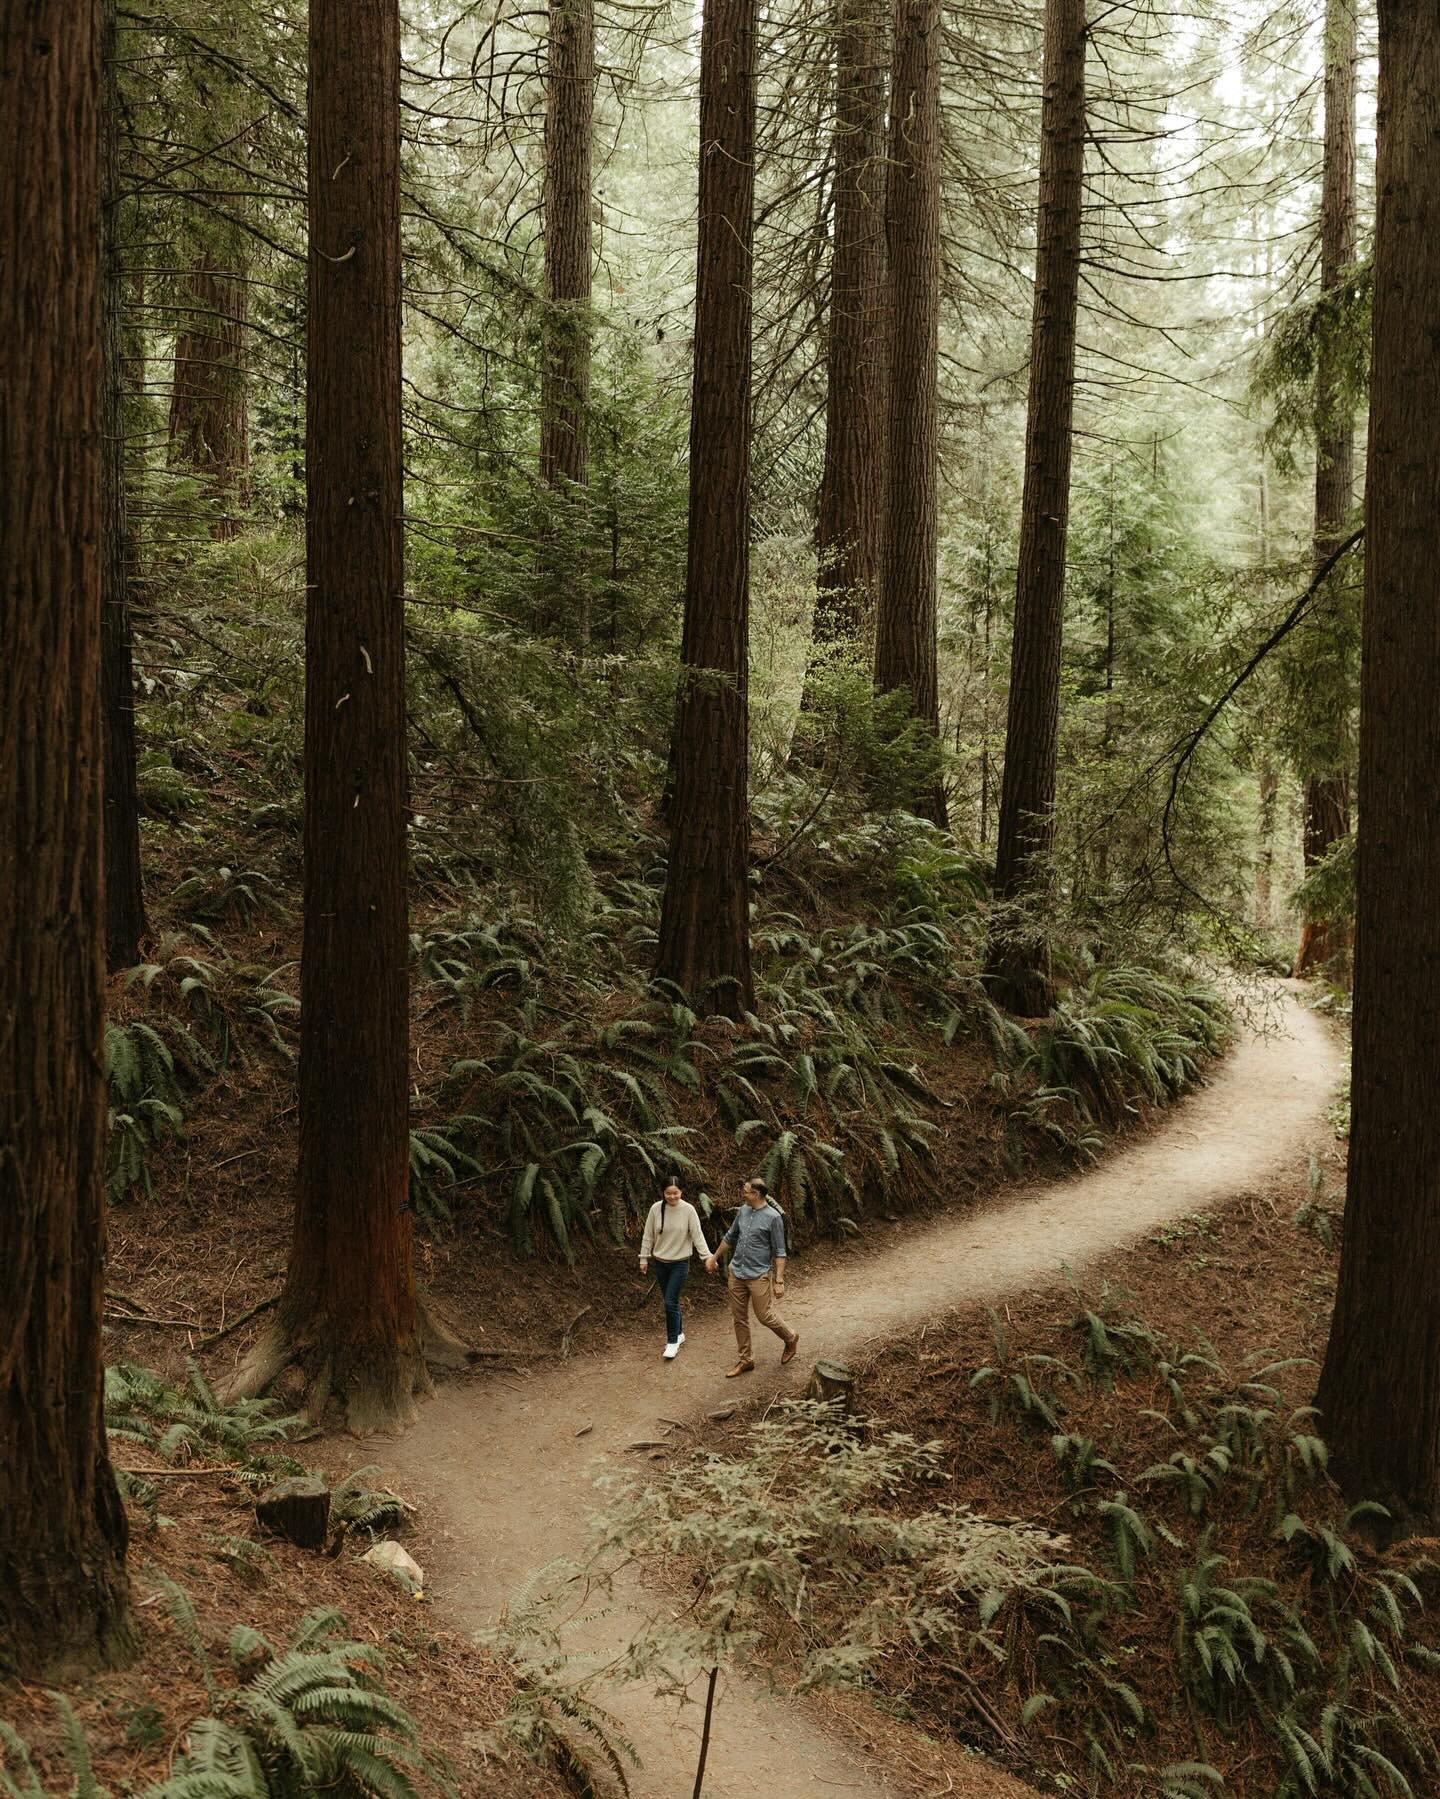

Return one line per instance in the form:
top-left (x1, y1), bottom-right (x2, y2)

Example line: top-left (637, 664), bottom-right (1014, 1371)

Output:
top-left (677, 1333), bottom-right (686, 1345)
top-left (663, 1342), bottom-right (680, 1360)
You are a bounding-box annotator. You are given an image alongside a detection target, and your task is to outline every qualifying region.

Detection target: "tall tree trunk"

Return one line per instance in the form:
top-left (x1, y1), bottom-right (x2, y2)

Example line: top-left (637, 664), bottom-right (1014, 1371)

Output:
top-left (655, 0), bottom-right (756, 1019)
top-left (231, 0), bottom-right (423, 1432)
top-left (1315, 0), bottom-right (1440, 1526)
top-left (873, 0), bottom-right (945, 829)
top-left (102, 4), bottom-right (147, 971)
top-left (807, 0), bottom-right (887, 686)
top-left (1255, 763), bottom-right (1277, 930)
top-left (540, 0), bottom-right (593, 493)
top-left (167, 253), bottom-right (249, 537)
top-left (985, 0), bottom-right (1086, 1017)
top-left (1294, 0), bottom-right (1357, 978)
top-left (0, 0), bottom-right (135, 1680)
top-left (539, 0), bottom-right (595, 645)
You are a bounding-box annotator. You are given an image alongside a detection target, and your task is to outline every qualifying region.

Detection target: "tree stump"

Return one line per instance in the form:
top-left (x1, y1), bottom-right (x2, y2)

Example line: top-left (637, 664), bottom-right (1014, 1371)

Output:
top-left (807, 1360), bottom-right (856, 1412)
top-left (256, 1476), bottom-right (330, 1549)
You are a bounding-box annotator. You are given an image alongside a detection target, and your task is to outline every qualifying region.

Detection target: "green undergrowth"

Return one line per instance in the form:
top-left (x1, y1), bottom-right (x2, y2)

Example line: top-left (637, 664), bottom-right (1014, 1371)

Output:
top-left (481, 1399), bottom-right (1064, 1797)
top-left (1, 1597), bottom-right (455, 1799)
top-left (0, 1366), bottom-right (452, 1799)
top-left (679, 1284), bottom-right (1440, 1799)
top-left (403, 870), bottom-right (1230, 1259)
top-left (104, 1361), bottom-right (408, 1550)
top-left (106, 820), bottom-right (1232, 1258)
top-left (512, 1285), bottom-right (1440, 1798)
top-left (113, 539), bottom-right (1233, 1259)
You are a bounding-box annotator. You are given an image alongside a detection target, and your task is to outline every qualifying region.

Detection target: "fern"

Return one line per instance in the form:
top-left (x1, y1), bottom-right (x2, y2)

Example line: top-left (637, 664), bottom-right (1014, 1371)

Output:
top-left (106, 1360), bottom-right (302, 1472)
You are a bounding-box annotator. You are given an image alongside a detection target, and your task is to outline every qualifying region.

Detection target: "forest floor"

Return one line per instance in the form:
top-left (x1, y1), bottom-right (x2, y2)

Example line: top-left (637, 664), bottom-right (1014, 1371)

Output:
top-left (335, 982), bottom-right (1343, 1798)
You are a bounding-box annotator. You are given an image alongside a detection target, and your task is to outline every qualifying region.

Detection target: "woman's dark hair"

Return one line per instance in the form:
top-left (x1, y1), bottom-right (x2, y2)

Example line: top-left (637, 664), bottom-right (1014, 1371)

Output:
top-left (663, 1172), bottom-right (682, 1190)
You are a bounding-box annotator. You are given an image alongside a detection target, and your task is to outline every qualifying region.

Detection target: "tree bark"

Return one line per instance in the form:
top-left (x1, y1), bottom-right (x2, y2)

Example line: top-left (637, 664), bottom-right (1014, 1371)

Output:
top-left (167, 256), bottom-right (249, 536)
top-left (246, 0), bottom-right (423, 1433)
top-left (1315, 0), bottom-right (1440, 1526)
top-left (808, 0), bottom-right (887, 676)
top-left (1255, 763), bottom-right (1277, 931)
top-left (1294, 0), bottom-right (1357, 978)
top-left (985, 0), bottom-right (1086, 1017)
top-left (538, 0), bottom-right (595, 646)
top-left (102, 3), bottom-right (147, 971)
top-left (0, 0), bottom-right (136, 1680)
top-left (654, 0), bottom-right (757, 1019)
top-left (873, 0), bottom-right (945, 829)
top-left (540, 0), bottom-right (594, 496)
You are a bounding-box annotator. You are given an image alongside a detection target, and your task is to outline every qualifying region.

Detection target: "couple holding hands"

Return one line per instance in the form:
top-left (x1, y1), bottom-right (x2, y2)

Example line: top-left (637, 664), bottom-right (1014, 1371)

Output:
top-left (638, 1175), bottom-right (800, 1377)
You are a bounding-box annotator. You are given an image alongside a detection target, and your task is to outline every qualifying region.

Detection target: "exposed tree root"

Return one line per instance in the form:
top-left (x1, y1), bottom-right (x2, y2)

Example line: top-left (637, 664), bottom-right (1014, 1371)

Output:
top-left (217, 1294), bottom-right (502, 1433)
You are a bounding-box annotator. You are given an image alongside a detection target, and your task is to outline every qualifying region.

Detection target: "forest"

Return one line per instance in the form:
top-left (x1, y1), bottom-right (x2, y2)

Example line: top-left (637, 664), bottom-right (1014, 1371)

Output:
top-left (3, 0), bottom-right (1439, 1793)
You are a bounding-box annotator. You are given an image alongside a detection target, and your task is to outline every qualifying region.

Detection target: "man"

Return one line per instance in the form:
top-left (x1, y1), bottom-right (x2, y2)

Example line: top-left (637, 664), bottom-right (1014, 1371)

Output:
top-left (705, 1178), bottom-right (800, 1377)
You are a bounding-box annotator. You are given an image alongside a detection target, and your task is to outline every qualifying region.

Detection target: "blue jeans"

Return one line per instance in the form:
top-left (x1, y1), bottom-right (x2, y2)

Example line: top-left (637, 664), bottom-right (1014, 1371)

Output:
top-left (653, 1258), bottom-right (690, 1344)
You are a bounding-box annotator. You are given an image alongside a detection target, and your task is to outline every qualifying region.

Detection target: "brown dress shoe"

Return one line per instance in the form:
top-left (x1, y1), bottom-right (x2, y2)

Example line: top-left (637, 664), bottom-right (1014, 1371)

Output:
top-left (726, 1360), bottom-right (755, 1378)
top-left (780, 1333), bottom-right (800, 1366)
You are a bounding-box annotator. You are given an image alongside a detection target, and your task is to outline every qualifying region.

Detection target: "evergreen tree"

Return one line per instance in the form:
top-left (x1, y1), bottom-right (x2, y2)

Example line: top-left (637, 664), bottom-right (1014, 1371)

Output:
top-left (0, 0), bottom-right (135, 1678)
top-left (986, 0), bottom-right (1086, 1017)
top-left (1293, 0), bottom-right (1357, 975)
top-left (810, 0), bottom-right (888, 670)
top-left (102, 2), bottom-right (147, 971)
top-left (655, 0), bottom-right (758, 1018)
top-left (873, 0), bottom-right (945, 828)
top-left (540, 0), bottom-right (596, 642)
top-left (1315, 0), bottom-right (1440, 1525)
top-left (231, 0), bottom-right (424, 1430)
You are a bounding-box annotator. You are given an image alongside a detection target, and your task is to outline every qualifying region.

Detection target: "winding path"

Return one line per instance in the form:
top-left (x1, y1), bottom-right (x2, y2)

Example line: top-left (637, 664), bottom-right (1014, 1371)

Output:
top-left (378, 985), bottom-right (1342, 1798)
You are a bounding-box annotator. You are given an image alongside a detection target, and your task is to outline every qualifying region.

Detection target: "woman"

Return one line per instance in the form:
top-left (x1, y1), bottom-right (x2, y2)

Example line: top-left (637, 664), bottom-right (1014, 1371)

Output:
top-left (639, 1175), bottom-right (710, 1359)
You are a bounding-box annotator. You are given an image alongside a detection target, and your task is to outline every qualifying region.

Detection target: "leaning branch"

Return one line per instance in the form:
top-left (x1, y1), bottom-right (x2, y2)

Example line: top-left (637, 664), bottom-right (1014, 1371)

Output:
top-left (1160, 525), bottom-right (1364, 911)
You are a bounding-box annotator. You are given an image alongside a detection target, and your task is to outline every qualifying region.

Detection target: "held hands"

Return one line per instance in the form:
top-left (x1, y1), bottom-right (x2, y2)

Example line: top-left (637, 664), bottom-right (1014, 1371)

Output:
top-left (639, 1260), bottom-right (648, 1275)
top-left (704, 1256), bottom-right (718, 1274)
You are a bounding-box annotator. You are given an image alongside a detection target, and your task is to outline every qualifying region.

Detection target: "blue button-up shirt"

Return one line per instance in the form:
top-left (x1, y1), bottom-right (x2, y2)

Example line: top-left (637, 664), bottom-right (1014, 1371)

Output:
top-left (724, 1202), bottom-right (787, 1279)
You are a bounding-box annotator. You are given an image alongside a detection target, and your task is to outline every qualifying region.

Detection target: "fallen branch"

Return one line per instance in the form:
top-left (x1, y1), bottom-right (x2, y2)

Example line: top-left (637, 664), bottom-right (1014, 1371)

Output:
top-left (105, 1288), bottom-right (150, 1312)
top-left (118, 1464), bottom-right (237, 1480)
top-left (195, 1293), bottom-right (279, 1351)
top-left (105, 1309), bottom-right (203, 1333)
top-left (937, 1660), bottom-right (1020, 1749)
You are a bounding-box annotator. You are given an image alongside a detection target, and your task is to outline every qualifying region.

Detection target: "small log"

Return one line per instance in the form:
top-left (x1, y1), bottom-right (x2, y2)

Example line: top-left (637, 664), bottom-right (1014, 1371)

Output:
top-left (807, 1359), bottom-right (856, 1412)
top-left (255, 1475), bottom-right (330, 1549)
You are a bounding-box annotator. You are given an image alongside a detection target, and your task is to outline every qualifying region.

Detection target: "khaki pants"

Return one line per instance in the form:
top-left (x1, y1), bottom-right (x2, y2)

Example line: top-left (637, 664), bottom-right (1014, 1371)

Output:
top-left (728, 1270), bottom-right (794, 1362)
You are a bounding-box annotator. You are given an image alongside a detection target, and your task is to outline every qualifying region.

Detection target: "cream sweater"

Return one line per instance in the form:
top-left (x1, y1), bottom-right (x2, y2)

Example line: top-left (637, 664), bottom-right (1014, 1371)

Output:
top-left (640, 1198), bottom-right (710, 1263)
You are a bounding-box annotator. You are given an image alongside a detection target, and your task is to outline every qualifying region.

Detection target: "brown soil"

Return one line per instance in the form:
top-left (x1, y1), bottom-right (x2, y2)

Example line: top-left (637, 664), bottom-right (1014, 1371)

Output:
top-left (351, 982), bottom-right (1342, 1798)
top-left (0, 1447), bottom-right (558, 1797)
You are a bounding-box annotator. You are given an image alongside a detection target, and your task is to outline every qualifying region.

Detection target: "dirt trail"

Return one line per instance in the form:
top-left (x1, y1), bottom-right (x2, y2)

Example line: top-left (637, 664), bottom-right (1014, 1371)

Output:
top-left (378, 986), bottom-right (1342, 1798)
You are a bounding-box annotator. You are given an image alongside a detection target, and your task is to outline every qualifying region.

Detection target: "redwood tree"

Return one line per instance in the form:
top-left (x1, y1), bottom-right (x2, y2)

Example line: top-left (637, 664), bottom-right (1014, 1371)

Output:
top-left (103, 2), bottom-right (148, 970)
top-left (0, 0), bottom-right (135, 1678)
top-left (655, 0), bottom-right (757, 1018)
top-left (985, 0), bottom-right (1086, 1017)
top-left (1314, 0), bottom-right (1440, 1523)
top-left (873, 0), bottom-right (945, 828)
top-left (167, 249), bottom-right (250, 535)
top-left (538, 0), bottom-right (596, 645)
top-left (1293, 0), bottom-right (1356, 976)
top-left (232, 0), bottom-right (423, 1431)
top-left (810, 0), bottom-right (887, 670)
top-left (540, 0), bottom-right (594, 494)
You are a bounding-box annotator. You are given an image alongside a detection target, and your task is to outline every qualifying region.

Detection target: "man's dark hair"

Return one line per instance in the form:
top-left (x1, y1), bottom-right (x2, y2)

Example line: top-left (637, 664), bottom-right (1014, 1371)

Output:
top-left (747, 1178), bottom-right (769, 1198)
